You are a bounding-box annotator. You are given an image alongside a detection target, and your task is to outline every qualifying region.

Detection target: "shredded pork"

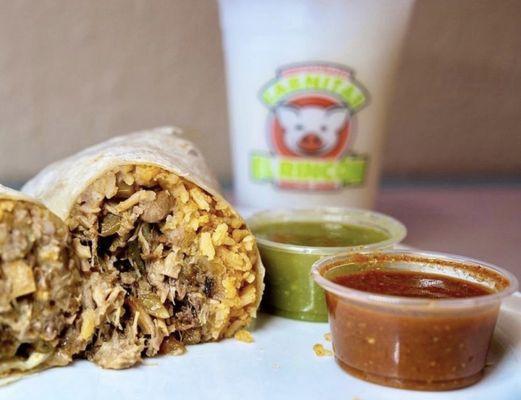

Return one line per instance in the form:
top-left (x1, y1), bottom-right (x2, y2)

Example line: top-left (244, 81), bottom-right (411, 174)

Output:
top-left (69, 165), bottom-right (259, 369)
top-left (0, 199), bottom-right (81, 375)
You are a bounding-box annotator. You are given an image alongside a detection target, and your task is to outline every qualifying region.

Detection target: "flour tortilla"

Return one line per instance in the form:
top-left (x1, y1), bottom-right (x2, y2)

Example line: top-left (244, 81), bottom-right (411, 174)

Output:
top-left (0, 184), bottom-right (43, 206)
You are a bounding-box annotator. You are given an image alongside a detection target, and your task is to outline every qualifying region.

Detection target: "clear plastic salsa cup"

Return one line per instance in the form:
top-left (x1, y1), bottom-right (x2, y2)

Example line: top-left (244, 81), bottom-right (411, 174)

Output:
top-left (312, 250), bottom-right (519, 390)
top-left (248, 208), bottom-right (406, 322)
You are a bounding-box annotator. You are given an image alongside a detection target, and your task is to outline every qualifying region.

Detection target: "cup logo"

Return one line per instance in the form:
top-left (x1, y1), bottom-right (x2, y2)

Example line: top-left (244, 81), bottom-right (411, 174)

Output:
top-left (272, 100), bottom-right (350, 159)
top-left (252, 63), bottom-right (370, 191)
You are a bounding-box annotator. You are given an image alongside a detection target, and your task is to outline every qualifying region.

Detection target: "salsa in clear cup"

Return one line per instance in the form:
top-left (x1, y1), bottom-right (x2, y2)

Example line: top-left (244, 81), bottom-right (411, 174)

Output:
top-left (248, 208), bottom-right (406, 321)
top-left (312, 250), bottom-right (519, 390)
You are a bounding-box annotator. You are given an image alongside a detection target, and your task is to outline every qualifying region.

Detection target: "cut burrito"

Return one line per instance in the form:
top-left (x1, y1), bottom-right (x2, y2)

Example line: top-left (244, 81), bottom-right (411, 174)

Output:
top-left (0, 185), bottom-right (81, 377)
top-left (23, 127), bottom-right (264, 369)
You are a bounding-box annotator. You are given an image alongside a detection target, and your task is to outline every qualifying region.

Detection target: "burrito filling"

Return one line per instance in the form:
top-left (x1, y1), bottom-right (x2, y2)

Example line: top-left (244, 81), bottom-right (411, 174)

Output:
top-left (69, 165), bottom-right (259, 369)
top-left (0, 200), bottom-right (80, 375)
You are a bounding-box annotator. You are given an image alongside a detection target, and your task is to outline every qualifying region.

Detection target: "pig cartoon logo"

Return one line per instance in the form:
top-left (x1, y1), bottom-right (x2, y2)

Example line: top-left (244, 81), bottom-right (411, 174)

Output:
top-left (254, 62), bottom-right (369, 190)
top-left (274, 104), bottom-right (350, 158)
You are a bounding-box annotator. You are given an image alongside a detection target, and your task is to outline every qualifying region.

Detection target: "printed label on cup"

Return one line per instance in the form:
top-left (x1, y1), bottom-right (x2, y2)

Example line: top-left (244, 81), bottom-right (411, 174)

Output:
top-left (252, 62), bottom-right (370, 191)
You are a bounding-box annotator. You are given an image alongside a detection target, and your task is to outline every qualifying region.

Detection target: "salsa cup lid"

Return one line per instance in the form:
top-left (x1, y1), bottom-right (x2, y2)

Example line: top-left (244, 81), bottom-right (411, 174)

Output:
top-left (312, 250), bottom-right (519, 310)
top-left (247, 207), bottom-right (407, 255)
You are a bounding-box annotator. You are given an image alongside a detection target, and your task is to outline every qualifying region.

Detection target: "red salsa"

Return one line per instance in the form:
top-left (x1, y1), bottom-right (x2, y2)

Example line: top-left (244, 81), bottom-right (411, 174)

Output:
top-left (332, 269), bottom-right (492, 298)
top-left (318, 253), bottom-right (510, 391)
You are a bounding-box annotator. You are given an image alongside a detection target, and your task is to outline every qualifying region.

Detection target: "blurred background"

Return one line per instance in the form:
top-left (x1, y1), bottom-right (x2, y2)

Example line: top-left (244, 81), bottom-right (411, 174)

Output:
top-left (1, 0), bottom-right (521, 185)
top-left (0, 1), bottom-right (520, 273)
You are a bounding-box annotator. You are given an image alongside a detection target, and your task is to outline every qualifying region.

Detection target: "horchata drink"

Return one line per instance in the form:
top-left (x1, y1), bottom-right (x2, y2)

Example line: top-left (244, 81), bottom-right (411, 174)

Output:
top-left (218, 0), bottom-right (414, 209)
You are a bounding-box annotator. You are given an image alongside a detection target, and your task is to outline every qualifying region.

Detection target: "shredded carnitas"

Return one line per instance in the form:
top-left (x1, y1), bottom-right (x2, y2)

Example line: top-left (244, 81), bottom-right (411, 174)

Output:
top-left (68, 165), bottom-right (259, 369)
top-left (0, 199), bottom-right (81, 377)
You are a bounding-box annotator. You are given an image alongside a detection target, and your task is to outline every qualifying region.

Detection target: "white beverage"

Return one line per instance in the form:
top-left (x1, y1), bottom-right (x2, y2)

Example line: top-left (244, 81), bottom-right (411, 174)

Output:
top-left (219, 0), bottom-right (414, 210)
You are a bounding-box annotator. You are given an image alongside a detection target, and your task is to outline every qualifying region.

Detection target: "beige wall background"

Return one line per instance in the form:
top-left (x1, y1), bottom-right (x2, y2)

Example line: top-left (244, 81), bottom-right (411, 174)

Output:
top-left (386, 0), bottom-right (521, 179)
top-left (1, 0), bottom-right (520, 186)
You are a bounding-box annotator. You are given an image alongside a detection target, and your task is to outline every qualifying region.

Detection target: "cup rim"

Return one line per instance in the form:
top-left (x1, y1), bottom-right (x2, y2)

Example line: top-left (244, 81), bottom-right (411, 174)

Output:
top-left (311, 249), bottom-right (519, 309)
top-left (247, 207), bottom-right (407, 255)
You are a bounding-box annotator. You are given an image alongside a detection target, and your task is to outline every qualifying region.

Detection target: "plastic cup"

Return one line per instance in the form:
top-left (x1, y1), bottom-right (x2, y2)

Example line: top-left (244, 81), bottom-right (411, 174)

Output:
top-left (248, 208), bottom-right (406, 321)
top-left (312, 250), bottom-right (519, 390)
top-left (218, 0), bottom-right (414, 210)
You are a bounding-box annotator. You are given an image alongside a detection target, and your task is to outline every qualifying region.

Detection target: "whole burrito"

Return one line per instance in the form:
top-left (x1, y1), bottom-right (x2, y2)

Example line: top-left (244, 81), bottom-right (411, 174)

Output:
top-left (23, 127), bottom-right (264, 369)
top-left (0, 185), bottom-right (81, 376)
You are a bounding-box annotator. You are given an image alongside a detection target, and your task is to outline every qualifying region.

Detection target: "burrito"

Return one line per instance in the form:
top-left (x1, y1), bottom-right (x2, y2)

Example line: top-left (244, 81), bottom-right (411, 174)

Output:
top-left (0, 185), bottom-right (81, 376)
top-left (23, 127), bottom-right (264, 369)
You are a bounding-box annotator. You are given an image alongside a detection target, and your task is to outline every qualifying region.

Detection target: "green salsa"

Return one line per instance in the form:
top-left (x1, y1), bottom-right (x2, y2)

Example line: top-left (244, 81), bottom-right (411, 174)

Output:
top-left (255, 221), bottom-right (389, 247)
top-left (253, 221), bottom-right (392, 322)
